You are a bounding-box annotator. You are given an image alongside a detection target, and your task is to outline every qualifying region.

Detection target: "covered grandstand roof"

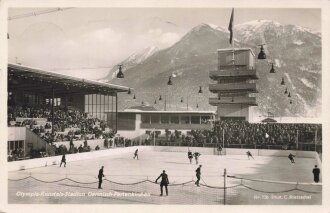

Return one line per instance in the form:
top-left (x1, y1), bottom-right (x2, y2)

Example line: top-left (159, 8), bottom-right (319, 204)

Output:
top-left (127, 105), bottom-right (157, 111)
top-left (8, 63), bottom-right (130, 96)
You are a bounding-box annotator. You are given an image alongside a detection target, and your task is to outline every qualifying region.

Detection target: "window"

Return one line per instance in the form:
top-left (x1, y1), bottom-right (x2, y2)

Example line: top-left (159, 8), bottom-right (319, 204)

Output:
top-left (201, 116), bottom-right (210, 124)
top-left (88, 95), bottom-right (93, 104)
top-left (18, 141), bottom-right (23, 149)
top-left (161, 115), bottom-right (169, 124)
top-left (171, 116), bottom-right (179, 124)
top-left (55, 98), bottom-right (61, 106)
top-left (191, 116), bottom-right (200, 124)
top-left (85, 95), bottom-right (89, 104)
top-left (151, 115), bottom-right (160, 124)
top-left (141, 114), bottom-right (150, 124)
top-left (181, 116), bottom-right (190, 124)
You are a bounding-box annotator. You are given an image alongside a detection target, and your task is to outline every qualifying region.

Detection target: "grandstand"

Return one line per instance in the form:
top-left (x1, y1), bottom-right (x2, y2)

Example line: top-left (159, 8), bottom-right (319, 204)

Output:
top-left (7, 63), bottom-right (130, 160)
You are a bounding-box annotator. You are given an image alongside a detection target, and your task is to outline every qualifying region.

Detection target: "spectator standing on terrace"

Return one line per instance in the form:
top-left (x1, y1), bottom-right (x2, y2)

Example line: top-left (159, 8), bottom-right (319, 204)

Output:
top-left (195, 165), bottom-right (202, 187)
top-left (155, 170), bottom-right (169, 196)
top-left (133, 149), bottom-right (139, 160)
top-left (98, 166), bottom-right (105, 189)
top-left (312, 165), bottom-right (320, 183)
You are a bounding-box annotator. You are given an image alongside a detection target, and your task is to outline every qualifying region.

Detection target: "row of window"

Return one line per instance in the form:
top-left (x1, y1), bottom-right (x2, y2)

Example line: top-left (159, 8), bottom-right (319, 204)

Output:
top-left (45, 98), bottom-right (61, 106)
top-left (8, 140), bottom-right (24, 151)
top-left (141, 114), bottom-right (211, 125)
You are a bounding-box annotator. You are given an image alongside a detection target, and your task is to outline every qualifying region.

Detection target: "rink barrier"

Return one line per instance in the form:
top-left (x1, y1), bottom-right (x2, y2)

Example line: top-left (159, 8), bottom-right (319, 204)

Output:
top-left (152, 146), bottom-right (319, 158)
top-left (8, 146), bottom-right (320, 171)
top-left (8, 146), bottom-right (152, 172)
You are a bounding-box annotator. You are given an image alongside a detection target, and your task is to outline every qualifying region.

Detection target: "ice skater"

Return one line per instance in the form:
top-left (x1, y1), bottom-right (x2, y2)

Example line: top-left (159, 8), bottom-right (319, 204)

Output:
top-left (155, 170), bottom-right (169, 196)
top-left (188, 149), bottom-right (193, 164)
top-left (193, 151), bottom-right (201, 164)
top-left (133, 149), bottom-right (139, 160)
top-left (217, 145), bottom-right (223, 155)
top-left (98, 166), bottom-right (105, 189)
top-left (60, 153), bottom-right (66, 167)
top-left (195, 165), bottom-right (202, 187)
top-left (246, 151), bottom-right (254, 160)
top-left (288, 153), bottom-right (295, 163)
top-left (312, 165), bottom-right (320, 183)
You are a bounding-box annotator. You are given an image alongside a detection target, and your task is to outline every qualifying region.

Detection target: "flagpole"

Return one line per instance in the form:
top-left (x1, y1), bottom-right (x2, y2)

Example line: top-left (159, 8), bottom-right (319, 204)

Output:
top-left (231, 8), bottom-right (235, 66)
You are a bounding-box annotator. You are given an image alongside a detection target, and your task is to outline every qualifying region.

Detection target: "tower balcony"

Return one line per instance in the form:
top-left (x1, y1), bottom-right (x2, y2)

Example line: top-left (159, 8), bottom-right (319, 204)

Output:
top-left (209, 83), bottom-right (257, 93)
top-left (209, 97), bottom-right (257, 106)
top-left (209, 69), bottom-right (258, 80)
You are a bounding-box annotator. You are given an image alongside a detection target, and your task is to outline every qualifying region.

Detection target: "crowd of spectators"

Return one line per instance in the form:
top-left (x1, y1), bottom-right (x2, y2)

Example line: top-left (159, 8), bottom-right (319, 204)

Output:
top-left (7, 105), bottom-right (138, 160)
top-left (152, 120), bottom-right (322, 149)
top-left (8, 105), bottom-right (111, 143)
top-left (8, 105), bottom-right (322, 159)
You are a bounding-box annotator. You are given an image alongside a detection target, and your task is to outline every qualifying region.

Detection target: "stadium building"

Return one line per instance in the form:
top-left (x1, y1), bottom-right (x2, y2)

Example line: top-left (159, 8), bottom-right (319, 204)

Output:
top-left (107, 108), bottom-right (215, 139)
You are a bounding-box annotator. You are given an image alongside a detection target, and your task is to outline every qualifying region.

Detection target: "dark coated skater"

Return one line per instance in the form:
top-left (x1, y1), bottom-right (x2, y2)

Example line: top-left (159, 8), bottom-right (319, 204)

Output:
top-left (288, 153), bottom-right (295, 163)
top-left (98, 166), bottom-right (105, 189)
top-left (155, 170), bottom-right (169, 196)
top-left (195, 165), bottom-right (202, 187)
top-left (312, 165), bottom-right (320, 183)
top-left (193, 152), bottom-right (201, 165)
top-left (217, 145), bottom-right (223, 155)
top-left (60, 154), bottom-right (66, 167)
top-left (188, 150), bottom-right (193, 164)
top-left (133, 149), bottom-right (139, 160)
top-left (246, 151), bottom-right (254, 160)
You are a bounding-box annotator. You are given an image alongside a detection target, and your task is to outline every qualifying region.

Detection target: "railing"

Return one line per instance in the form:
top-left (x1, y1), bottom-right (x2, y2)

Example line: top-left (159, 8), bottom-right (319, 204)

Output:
top-left (143, 139), bottom-right (322, 152)
top-left (209, 69), bottom-right (258, 80)
top-left (209, 82), bottom-right (257, 92)
top-left (209, 97), bottom-right (257, 105)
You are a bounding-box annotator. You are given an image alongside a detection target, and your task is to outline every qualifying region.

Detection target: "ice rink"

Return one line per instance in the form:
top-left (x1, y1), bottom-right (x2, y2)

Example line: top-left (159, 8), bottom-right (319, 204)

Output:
top-left (8, 149), bottom-right (322, 205)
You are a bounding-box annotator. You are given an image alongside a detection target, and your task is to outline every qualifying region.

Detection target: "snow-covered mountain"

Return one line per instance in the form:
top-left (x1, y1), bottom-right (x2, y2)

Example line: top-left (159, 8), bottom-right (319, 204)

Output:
top-left (103, 20), bottom-right (321, 117)
top-left (100, 46), bottom-right (159, 81)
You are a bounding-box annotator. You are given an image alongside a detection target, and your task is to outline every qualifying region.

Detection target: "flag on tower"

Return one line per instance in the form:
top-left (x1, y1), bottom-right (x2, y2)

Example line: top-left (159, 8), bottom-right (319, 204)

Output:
top-left (228, 8), bottom-right (234, 44)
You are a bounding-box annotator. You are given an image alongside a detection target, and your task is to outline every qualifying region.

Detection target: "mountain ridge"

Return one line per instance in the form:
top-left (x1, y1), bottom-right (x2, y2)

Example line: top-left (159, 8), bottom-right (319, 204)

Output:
top-left (102, 20), bottom-right (321, 117)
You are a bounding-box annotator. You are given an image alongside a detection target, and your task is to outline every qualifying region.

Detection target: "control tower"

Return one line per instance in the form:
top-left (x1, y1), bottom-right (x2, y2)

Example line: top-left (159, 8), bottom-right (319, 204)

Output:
top-left (209, 48), bottom-right (258, 121)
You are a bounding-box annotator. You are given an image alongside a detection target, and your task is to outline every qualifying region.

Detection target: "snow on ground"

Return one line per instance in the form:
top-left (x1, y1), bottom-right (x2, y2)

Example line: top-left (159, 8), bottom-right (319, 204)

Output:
top-left (8, 150), bottom-right (321, 205)
top-left (274, 59), bottom-right (283, 68)
top-left (293, 39), bottom-right (304, 45)
top-left (300, 78), bottom-right (315, 89)
top-left (284, 73), bottom-right (296, 90)
top-left (236, 20), bottom-right (281, 31)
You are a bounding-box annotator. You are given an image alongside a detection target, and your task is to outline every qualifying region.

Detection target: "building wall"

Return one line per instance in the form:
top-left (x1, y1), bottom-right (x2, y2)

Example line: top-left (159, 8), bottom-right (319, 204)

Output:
top-left (116, 112), bottom-right (213, 139)
top-left (217, 104), bottom-right (249, 120)
top-left (218, 49), bottom-right (254, 69)
top-left (8, 127), bottom-right (52, 156)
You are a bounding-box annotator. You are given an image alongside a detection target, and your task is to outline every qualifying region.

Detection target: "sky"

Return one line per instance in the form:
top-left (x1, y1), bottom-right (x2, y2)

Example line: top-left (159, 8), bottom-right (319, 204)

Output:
top-left (8, 8), bottom-right (321, 79)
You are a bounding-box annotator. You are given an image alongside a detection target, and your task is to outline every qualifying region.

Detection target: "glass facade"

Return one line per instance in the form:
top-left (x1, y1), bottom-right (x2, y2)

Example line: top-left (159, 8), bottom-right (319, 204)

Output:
top-left (84, 94), bottom-right (114, 121)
